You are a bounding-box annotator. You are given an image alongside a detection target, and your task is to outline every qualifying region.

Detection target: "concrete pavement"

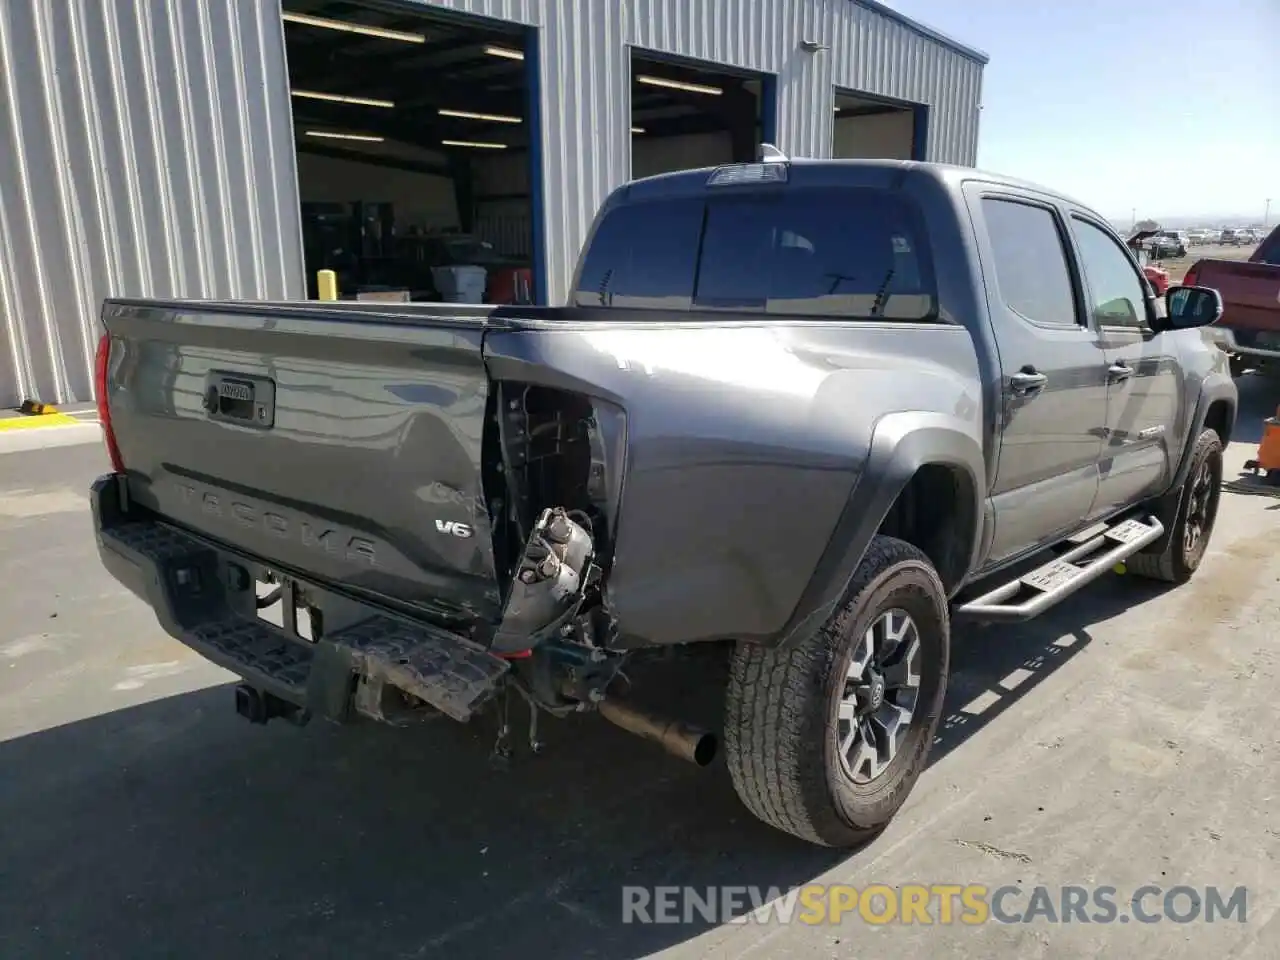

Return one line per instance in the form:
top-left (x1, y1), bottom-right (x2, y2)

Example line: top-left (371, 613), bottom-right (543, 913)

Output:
top-left (1, 377), bottom-right (1278, 959)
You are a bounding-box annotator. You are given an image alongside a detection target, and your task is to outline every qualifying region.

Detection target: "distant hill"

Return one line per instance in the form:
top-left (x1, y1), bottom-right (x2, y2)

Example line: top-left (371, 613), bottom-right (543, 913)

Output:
top-left (1106, 214), bottom-right (1270, 230)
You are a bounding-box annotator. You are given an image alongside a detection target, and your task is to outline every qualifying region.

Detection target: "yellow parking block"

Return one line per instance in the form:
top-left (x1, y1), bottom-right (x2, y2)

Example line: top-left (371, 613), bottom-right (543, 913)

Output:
top-left (0, 412), bottom-right (81, 431)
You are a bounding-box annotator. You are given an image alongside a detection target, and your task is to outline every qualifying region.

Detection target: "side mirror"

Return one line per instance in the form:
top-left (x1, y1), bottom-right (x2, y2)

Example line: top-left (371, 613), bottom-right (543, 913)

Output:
top-left (1155, 285), bottom-right (1223, 332)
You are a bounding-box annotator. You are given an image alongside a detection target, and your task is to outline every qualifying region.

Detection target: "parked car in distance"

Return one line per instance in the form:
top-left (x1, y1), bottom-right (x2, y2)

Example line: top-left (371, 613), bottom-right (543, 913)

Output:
top-left (1188, 224), bottom-right (1280, 376)
top-left (90, 155), bottom-right (1236, 848)
top-left (1128, 230), bottom-right (1171, 293)
top-left (1219, 228), bottom-right (1248, 247)
top-left (1147, 231), bottom-right (1187, 259)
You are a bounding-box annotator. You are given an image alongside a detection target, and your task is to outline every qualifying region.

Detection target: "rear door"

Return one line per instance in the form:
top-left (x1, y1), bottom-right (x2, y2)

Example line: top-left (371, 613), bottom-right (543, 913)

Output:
top-left (969, 192), bottom-right (1108, 565)
top-left (1066, 216), bottom-right (1182, 516)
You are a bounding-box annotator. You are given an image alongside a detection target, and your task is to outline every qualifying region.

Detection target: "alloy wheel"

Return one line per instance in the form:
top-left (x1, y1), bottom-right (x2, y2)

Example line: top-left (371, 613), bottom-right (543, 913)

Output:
top-left (836, 609), bottom-right (922, 784)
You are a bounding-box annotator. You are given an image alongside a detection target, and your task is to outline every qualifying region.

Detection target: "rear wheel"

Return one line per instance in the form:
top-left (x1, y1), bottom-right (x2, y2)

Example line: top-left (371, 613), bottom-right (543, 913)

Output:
top-left (724, 536), bottom-right (949, 847)
top-left (1128, 428), bottom-right (1223, 584)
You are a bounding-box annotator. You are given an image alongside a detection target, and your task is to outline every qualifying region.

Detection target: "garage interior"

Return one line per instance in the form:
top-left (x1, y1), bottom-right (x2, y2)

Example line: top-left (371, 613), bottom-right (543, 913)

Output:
top-left (630, 53), bottom-right (770, 179)
top-left (833, 91), bottom-right (921, 161)
top-left (284, 1), bottom-right (537, 303)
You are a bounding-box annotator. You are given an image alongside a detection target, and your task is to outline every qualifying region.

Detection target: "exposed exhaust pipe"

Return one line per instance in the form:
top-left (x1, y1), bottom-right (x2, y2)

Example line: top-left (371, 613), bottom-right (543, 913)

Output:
top-left (597, 697), bottom-right (717, 767)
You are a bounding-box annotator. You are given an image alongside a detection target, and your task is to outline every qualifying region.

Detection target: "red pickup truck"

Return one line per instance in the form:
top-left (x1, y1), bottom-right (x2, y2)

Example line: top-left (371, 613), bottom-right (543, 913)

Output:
top-left (1186, 226), bottom-right (1280, 377)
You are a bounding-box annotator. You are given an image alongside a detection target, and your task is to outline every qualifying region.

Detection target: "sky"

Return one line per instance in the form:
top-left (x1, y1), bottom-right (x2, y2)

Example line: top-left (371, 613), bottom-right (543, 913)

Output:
top-left (884, 0), bottom-right (1279, 222)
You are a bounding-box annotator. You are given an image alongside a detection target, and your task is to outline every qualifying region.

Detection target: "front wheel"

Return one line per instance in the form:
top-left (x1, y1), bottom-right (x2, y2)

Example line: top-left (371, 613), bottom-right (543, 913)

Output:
top-left (724, 536), bottom-right (949, 847)
top-left (1128, 428), bottom-right (1223, 584)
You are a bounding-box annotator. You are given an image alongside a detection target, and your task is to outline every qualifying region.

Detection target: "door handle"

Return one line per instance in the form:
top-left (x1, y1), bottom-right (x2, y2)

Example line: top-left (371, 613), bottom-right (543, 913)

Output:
top-left (1108, 362), bottom-right (1134, 382)
top-left (1010, 370), bottom-right (1048, 395)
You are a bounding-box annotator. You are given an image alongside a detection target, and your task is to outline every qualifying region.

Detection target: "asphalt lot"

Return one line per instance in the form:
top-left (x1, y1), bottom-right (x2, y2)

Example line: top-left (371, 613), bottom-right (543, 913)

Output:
top-left (2, 375), bottom-right (1279, 959)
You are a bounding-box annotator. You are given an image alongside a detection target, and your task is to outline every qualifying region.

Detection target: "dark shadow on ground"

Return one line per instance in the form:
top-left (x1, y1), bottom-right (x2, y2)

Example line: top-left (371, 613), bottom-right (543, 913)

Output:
top-left (0, 569), bottom-right (1174, 960)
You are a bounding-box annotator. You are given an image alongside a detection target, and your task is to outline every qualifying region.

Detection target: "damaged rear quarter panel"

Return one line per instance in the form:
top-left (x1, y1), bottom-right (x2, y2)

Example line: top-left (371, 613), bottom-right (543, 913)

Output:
top-left (483, 316), bottom-right (982, 647)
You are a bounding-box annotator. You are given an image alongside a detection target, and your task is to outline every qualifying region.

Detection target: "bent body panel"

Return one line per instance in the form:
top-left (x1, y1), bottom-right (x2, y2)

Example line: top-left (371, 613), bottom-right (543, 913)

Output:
top-left (484, 317), bottom-right (983, 647)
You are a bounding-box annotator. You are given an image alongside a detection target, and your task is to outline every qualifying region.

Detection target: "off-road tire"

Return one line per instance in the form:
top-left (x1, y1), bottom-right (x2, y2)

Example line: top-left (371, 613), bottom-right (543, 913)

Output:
top-left (724, 536), bottom-right (949, 847)
top-left (1127, 428), bottom-right (1223, 584)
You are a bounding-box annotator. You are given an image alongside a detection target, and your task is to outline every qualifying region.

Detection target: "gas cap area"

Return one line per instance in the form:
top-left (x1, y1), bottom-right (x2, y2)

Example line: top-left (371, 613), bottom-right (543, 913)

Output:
top-left (492, 507), bottom-right (595, 653)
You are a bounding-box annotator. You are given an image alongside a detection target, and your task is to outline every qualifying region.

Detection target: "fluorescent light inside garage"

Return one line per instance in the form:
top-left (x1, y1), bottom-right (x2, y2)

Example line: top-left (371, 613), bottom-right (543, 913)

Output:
top-left (439, 108), bottom-right (522, 125)
top-left (292, 89), bottom-right (395, 109)
top-left (441, 139), bottom-right (508, 149)
top-left (304, 130), bottom-right (385, 143)
top-left (484, 45), bottom-right (525, 61)
top-left (636, 74), bottom-right (722, 96)
top-left (282, 11), bottom-right (425, 44)
top-left (631, 126), bottom-right (645, 134)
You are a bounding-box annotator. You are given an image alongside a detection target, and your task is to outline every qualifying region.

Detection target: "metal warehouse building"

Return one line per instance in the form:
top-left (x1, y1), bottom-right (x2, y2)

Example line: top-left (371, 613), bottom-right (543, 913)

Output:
top-left (0, 0), bottom-right (986, 408)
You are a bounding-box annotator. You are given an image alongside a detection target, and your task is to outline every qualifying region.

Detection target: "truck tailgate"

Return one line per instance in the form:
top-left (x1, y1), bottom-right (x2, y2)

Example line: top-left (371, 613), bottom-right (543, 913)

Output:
top-left (101, 299), bottom-right (501, 626)
top-left (1194, 259), bottom-right (1280, 334)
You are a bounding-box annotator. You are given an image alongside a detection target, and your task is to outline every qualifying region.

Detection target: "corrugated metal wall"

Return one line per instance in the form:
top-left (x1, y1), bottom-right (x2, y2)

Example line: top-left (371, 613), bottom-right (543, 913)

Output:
top-left (0, 0), bottom-right (983, 407)
top-left (0, 0), bottom-right (303, 408)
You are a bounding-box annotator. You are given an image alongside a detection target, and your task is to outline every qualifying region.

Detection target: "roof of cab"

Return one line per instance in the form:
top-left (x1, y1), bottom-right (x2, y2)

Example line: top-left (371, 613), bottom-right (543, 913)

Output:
top-left (618, 157), bottom-right (1105, 224)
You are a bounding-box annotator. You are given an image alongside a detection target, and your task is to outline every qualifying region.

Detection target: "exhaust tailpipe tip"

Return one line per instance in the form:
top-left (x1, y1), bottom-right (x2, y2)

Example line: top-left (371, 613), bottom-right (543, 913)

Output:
top-left (597, 697), bottom-right (718, 767)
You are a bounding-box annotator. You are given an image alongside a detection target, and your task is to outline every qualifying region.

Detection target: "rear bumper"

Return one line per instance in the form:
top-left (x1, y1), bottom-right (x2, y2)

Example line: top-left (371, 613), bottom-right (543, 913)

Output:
top-left (91, 474), bottom-right (510, 723)
top-left (1205, 327), bottom-right (1280, 360)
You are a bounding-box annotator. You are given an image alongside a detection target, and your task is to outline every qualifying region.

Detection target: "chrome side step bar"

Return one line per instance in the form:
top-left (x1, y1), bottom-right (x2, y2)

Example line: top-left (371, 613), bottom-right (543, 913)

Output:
top-left (955, 516), bottom-right (1164, 623)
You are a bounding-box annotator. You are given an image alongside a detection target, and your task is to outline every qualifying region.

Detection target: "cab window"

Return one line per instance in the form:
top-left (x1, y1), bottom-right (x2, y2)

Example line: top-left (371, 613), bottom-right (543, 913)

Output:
top-left (1070, 218), bottom-right (1148, 329)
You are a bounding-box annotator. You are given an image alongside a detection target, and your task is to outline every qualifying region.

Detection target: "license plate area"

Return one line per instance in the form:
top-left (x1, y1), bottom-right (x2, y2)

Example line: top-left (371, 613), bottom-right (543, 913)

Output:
top-left (204, 372), bottom-right (276, 428)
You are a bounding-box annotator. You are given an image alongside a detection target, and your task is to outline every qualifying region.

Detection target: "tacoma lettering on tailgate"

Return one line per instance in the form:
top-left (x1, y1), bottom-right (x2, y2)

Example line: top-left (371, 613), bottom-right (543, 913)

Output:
top-left (175, 483), bottom-right (378, 565)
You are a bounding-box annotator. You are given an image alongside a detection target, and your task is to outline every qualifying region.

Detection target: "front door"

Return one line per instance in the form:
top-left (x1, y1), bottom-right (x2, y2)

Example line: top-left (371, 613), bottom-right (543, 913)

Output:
top-left (971, 193), bottom-right (1109, 566)
top-left (1067, 215), bottom-right (1180, 517)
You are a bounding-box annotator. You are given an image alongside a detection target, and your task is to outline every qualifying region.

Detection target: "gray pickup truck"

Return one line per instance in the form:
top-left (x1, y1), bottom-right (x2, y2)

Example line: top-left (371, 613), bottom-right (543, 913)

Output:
top-left (91, 154), bottom-right (1235, 848)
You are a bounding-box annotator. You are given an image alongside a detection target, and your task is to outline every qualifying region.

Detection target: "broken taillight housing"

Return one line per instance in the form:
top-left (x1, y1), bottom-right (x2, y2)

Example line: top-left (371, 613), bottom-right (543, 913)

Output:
top-left (94, 332), bottom-right (125, 473)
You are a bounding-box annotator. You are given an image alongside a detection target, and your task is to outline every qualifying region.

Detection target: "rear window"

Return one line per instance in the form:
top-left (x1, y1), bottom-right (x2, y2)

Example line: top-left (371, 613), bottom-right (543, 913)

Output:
top-left (1255, 228), bottom-right (1280, 265)
top-left (573, 188), bottom-right (936, 321)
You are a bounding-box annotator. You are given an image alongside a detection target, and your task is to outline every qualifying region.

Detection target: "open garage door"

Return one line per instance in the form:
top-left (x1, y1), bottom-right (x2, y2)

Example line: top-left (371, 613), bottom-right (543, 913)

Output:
top-left (283, 2), bottom-right (539, 304)
top-left (629, 53), bottom-right (773, 178)
top-left (833, 91), bottom-right (925, 161)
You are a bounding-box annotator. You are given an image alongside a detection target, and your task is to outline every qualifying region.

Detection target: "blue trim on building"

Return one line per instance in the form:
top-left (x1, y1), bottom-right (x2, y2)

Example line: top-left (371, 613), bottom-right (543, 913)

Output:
top-left (524, 25), bottom-right (549, 304)
top-left (759, 74), bottom-right (778, 147)
top-left (852, 0), bottom-right (989, 64)
top-left (911, 103), bottom-right (930, 161)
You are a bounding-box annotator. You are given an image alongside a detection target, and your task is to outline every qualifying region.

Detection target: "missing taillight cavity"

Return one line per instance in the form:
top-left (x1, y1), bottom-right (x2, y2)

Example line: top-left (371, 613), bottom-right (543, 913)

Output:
top-left (489, 383), bottom-right (606, 582)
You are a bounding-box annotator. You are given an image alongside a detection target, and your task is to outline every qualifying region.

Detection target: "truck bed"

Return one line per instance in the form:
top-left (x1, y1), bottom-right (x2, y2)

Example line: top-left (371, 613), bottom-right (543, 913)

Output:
top-left (1191, 258), bottom-right (1280, 338)
top-left (97, 295), bottom-right (979, 652)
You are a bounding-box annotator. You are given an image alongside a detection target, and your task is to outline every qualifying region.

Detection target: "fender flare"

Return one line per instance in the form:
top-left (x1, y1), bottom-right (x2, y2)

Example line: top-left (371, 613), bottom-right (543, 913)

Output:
top-left (1139, 373), bottom-right (1236, 558)
top-left (1168, 373), bottom-right (1236, 494)
top-left (772, 411), bottom-right (986, 649)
